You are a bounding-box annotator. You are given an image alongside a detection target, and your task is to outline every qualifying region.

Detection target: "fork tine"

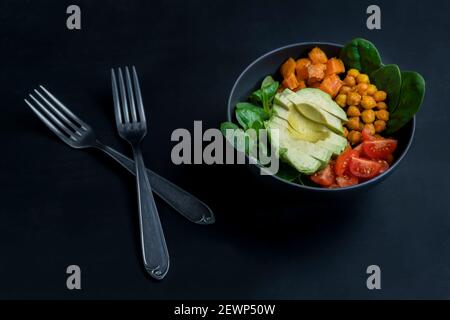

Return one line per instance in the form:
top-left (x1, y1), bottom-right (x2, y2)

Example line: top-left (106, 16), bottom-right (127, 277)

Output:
top-left (25, 98), bottom-right (74, 143)
top-left (132, 66), bottom-right (146, 124)
top-left (125, 67), bottom-right (137, 122)
top-left (39, 85), bottom-right (87, 129)
top-left (111, 69), bottom-right (123, 125)
top-left (117, 68), bottom-right (130, 123)
top-left (33, 89), bottom-right (82, 135)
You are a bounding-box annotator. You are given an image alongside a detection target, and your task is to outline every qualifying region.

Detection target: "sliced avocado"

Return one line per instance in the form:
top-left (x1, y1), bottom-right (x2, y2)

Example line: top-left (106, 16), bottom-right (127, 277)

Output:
top-left (285, 88), bottom-right (348, 121)
top-left (293, 102), bottom-right (344, 135)
top-left (274, 92), bottom-right (294, 110)
top-left (270, 117), bottom-right (332, 164)
top-left (272, 104), bottom-right (347, 156)
top-left (266, 118), bottom-right (321, 175)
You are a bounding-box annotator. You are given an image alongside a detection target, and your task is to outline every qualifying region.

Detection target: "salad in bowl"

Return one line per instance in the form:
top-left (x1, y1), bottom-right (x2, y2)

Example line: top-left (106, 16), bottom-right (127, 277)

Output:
top-left (222, 38), bottom-right (425, 189)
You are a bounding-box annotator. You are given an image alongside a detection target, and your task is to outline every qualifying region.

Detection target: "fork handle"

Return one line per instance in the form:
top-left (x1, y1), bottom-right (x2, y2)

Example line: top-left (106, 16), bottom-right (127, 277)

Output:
top-left (95, 143), bottom-right (214, 224)
top-left (132, 146), bottom-right (170, 280)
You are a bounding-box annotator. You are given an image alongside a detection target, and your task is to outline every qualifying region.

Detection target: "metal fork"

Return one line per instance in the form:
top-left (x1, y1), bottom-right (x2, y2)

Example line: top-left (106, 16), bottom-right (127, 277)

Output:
top-left (24, 86), bottom-right (214, 226)
top-left (111, 66), bottom-right (169, 279)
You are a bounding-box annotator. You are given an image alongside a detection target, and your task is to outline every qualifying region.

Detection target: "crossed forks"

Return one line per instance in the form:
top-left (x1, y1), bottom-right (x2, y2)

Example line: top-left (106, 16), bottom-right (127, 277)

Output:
top-left (25, 67), bottom-right (214, 280)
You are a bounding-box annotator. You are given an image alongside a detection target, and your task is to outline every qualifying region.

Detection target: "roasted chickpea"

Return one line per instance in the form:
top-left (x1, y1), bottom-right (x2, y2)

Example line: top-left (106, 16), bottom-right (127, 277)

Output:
top-left (376, 109), bottom-right (390, 121)
top-left (346, 117), bottom-right (360, 130)
top-left (376, 102), bottom-right (388, 110)
top-left (339, 85), bottom-right (352, 95)
top-left (361, 95), bottom-right (377, 109)
top-left (348, 130), bottom-right (362, 145)
top-left (343, 75), bottom-right (356, 87)
top-left (356, 73), bottom-right (370, 84)
top-left (347, 92), bottom-right (361, 106)
top-left (363, 123), bottom-right (376, 135)
top-left (335, 94), bottom-right (347, 107)
top-left (347, 68), bottom-right (360, 78)
top-left (374, 120), bottom-right (386, 133)
top-left (347, 105), bottom-right (361, 117)
top-left (343, 127), bottom-right (349, 138)
top-left (361, 109), bottom-right (376, 124)
top-left (373, 90), bottom-right (387, 102)
top-left (356, 83), bottom-right (369, 95)
top-left (366, 84), bottom-right (377, 96)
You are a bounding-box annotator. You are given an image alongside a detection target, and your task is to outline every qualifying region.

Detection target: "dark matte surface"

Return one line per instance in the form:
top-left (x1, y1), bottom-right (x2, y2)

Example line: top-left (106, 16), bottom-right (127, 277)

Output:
top-left (0, 0), bottom-right (449, 299)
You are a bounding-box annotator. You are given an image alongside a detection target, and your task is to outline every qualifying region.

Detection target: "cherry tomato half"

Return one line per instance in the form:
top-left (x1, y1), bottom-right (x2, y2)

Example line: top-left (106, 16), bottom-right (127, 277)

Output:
top-left (362, 139), bottom-right (397, 159)
top-left (349, 157), bottom-right (382, 179)
top-left (311, 163), bottom-right (335, 187)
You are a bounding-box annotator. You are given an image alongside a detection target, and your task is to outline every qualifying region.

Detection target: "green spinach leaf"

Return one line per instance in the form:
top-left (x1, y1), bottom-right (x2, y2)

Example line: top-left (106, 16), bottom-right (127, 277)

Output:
top-left (235, 103), bottom-right (269, 130)
top-left (370, 64), bottom-right (402, 113)
top-left (275, 161), bottom-right (300, 182)
top-left (340, 38), bottom-right (382, 74)
top-left (386, 71), bottom-right (425, 135)
top-left (250, 76), bottom-right (279, 114)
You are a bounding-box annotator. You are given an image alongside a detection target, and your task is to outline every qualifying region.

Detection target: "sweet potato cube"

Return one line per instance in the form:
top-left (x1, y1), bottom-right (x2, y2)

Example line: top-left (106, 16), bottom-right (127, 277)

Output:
top-left (326, 58), bottom-right (345, 75)
top-left (319, 74), bottom-right (343, 98)
top-left (295, 58), bottom-right (311, 82)
top-left (308, 47), bottom-right (328, 64)
top-left (293, 81), bottom-right (306, 92)
top-left (280, 58), bottom-right (296, 78)
top-left (282, 73), bottom-right (299, 90)
top-left (307, 63), bottom-right (326, 83)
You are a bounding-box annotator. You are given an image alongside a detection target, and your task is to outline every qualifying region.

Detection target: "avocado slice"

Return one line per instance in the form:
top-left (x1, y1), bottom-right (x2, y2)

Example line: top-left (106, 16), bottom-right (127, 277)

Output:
top-left (266, 118), bottom-right (322, 175)
top-left (270, 117), bottom-right (332, 164)
top-left (272, 104), bottom-right (347, 156)
top-left (285, 88), bottom-right (348, 121)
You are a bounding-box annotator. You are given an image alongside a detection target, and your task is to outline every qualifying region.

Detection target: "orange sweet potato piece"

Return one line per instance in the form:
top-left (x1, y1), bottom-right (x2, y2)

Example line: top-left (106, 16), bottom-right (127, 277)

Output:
top-left (293, 81), bottom-right (306, 92)
top-left (325, 58), bottom-right (345, 75)
top-left (295, 58), bottom-right (311, 82)
top-left (282, 73), bottom-right (299, 90)
top-left (307, 63), bottom-right (326, 83)
top-left (308, 47), bottom-right (328, 64)
top-left (280, 58), bottom-right (296, 78)
top-left (319, 74), bottom-right (343, 98)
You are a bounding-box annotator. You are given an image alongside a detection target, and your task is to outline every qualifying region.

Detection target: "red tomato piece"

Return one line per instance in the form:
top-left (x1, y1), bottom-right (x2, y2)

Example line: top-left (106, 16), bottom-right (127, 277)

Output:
top-left (336, 174), bottom-right (359, 187)
top-left (376, 160), bottom-right (390, 174)
top-left (311, 164), bottom-right (335, 187)
top-left (349, 157), bottom-right (382, 179)
top-left (362, 139), bottom-right (398, 159)
top-left (335, 147), bottom-right (359, 177)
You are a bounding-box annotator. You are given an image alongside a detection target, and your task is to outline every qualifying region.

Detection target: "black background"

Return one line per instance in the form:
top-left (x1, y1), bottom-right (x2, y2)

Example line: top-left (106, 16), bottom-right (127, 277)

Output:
top-left (1, 0), bottom-right (449, 299)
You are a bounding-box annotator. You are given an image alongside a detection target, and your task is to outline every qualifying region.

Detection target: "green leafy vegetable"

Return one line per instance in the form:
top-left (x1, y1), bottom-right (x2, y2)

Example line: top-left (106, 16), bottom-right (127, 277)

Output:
top-left (250, 76), bottom-right (279, 114)
top-left (370, 64), bottom-right (402, 113)
top-left (386, 71), bottom-right (425, 135)
top-left (340, 38), bottom-right (382, 75)
top-left (235, 102), bottom-right (269, 131)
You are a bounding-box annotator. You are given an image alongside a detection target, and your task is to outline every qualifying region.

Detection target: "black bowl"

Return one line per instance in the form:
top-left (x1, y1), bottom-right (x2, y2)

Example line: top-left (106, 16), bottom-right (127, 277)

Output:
top-left (227, 42), bottom-right (415, 194)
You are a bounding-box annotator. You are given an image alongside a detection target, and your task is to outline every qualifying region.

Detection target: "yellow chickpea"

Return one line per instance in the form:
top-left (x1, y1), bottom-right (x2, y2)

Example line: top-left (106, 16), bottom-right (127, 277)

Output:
top-left (358, 122), bottom-right (364, 131)
top-left (374, 120), bottom-right (386, 133)
top-left (340, 86), bottom-right (352, 95)
top-left (356, 73), bottom-right (370, 84)
top-left (376, 109), bottom-right (390, 121)
top-left (347, 105), bottom-right (361, 117)
top-left (335, 94), bottom-right (347, 107)
top-left (343, 127), bottom-right (349, 138)
top-left (348, 130), bottom-right (362, 145)
top-left (373, 90), bottom-right (387, 102)
top-left (346, 117), bottom-right (360, 130)
top-left (347, 68), bottom-right (360, 78)
top-left (347, 92), bottom-right (362, 106)
top-left (364, 123), bottom-right (376, 135)
top-left (361, 95), bottom-right (377, 109)
top-left (343, 75), bottom-right (356, 87)
top-left (367, 84), bottom-right (377, 95)
top-left (376, 102), bottom-right (388, 110)
top-left (361, 109), bottom-right (376, 124)
top-left (356, 83), bottom-right (369, 95)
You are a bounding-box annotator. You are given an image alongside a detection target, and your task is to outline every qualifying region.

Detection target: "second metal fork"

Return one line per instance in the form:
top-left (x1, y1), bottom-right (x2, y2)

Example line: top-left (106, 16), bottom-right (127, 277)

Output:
top-left (112, 66), bottom-right (169, 280)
